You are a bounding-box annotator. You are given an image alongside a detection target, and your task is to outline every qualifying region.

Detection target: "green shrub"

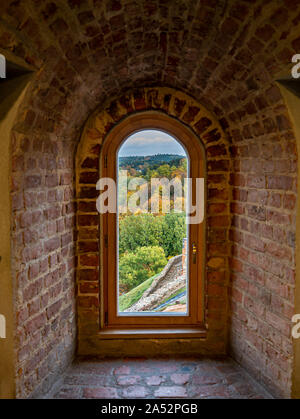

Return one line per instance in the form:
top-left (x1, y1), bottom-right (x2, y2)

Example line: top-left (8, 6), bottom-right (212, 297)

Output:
top-left (119, 246), bottom-right (167, 291)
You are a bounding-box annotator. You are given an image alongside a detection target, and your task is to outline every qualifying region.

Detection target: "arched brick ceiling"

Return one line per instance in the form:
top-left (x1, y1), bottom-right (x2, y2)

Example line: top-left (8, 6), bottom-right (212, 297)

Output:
top-left (1, 0), bottom-right (300, 139)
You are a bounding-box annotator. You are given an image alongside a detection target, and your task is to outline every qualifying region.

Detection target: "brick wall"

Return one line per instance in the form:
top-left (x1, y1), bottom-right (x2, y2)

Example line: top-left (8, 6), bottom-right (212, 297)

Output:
top-left (11, 127), bottom-right (77, 398)
top-left (228, 104), bottom-right (297, 398)
top-left (208, 5), bottom-right (299, 399)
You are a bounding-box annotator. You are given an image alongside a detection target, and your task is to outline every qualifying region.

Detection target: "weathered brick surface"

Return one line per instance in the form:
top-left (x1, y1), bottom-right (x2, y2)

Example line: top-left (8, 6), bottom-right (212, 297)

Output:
top-left (1, 0), bottom-right (299, 399)
top-left (11, 129), bottom-right (76, 399)
top-left (217, 4), bottom-right (298, 397)
top-left (229, 122), bottom-right (297, 398)
top-left (46, 357), bottom-right (272, 399)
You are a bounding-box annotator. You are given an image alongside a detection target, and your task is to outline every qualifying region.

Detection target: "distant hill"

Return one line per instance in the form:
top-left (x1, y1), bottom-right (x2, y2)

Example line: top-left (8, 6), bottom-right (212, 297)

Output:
top-left (119, 154), bottom-right (186, 170)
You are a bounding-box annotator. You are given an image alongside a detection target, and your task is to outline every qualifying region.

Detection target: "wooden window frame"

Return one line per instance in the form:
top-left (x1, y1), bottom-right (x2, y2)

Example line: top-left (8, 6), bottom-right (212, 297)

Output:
top-left (100, 112), bottom-right (205, 331)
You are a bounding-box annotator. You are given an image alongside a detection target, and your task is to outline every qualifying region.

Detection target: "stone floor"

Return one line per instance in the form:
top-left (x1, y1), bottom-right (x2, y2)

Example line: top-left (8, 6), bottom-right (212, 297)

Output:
top-left (45, 357), bottom-right (273, 399)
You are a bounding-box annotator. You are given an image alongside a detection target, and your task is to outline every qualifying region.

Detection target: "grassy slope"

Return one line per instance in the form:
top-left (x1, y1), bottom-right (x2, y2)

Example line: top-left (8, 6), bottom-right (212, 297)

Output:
top-left (119, 273), bottom-right (159, 311)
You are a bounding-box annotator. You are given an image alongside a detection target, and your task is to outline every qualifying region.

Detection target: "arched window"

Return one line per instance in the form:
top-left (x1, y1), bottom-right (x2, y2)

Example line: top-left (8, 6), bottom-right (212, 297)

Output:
top-left (100, 112), bottom-right (205, 332)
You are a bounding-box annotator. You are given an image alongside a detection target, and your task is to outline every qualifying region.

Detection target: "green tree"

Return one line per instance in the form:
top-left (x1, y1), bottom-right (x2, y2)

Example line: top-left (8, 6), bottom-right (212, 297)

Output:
top-left (119, 246), bottom-right (167, 291)
top-left (119, 214), bottom-right (163, 254)
top-left (161, 212), bottom-right (186, 257)
top-left (119, 213), bottom-right (187, 258)
top-left (157, 164), bottom-right (171, 178)
top-left (145, 168), bottom-right (158, 182)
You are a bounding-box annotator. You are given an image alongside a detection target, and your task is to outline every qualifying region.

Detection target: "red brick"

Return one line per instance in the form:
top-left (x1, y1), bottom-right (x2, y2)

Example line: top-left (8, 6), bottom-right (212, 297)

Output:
top-left (79, 172), bottom-right (99, 184)
top-left (247, 175), bottom-right (266, 188)
top-left (25, 313), bottom-right (46, 334)
top-left (78, 296), bottom-right (99, 308)
top-left (170, 373), bottom-right (191, 385)
top-left (268, 176), bottom-right (293, 190)
top-left (78, 269), bottom-right (99, 281)
top-left (247, 205), bottom-right (266, 221)
top-left (78, 241), bottom-right (98, 253)
top-left (46, 299), bottom-right (63, 320)
top-left (114, 365), bottom-right (130, 375)
top-left (154, 386), bottom-right (187, 398)
top-left (116, 375), bottom-right (140, 385)
top-left (25, 176), bottom-right (41, 189)
top-left (82, 158), bottom-right (99, 169)
top-left (79, 282), bottom-right (99, 294)
top-left (122, 386), bottom-right (148, 398)
top-left (78, 201), bottom-right (97, 212)
top-left (44, 237), bottom-right (60, 252)
top-left (146, 376), bottom-right (165, 386)
top-left (79, 254), bottom-right (99, 267)
top-left (182, 106), bottom-right (200, 123)
top-left (283, 194), bottom-right (296, 210)
top-left (78, 215), bottom-right (99, 226)
top-left (83, 387), bottom-right (118, 399)
top-left (207, 144), bottom-right (227, 157)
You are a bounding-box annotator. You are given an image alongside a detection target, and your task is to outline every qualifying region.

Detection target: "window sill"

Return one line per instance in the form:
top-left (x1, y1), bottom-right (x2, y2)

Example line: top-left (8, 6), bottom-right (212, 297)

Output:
top-left (98, 327), bottom-right (207, 339)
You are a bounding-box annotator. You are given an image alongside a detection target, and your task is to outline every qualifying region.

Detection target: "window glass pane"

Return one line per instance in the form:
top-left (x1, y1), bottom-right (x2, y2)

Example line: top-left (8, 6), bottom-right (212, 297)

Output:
top-left (117, 130), bottom-right (189, 316)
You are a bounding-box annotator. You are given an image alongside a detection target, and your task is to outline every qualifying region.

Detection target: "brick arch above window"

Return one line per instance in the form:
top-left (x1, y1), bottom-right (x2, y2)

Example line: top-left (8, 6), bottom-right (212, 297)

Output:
top-left (76, 87), bottom-right (232, 356)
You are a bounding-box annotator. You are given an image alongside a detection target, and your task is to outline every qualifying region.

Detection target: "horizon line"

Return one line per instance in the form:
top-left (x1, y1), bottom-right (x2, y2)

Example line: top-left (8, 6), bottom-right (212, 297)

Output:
top-left (119, 153), bottom-right (186, 158)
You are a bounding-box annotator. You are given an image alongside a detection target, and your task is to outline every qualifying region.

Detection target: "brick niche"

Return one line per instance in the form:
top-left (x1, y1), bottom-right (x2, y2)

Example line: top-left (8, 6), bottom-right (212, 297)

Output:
top-left (76, 87), bottom-right (232, 357)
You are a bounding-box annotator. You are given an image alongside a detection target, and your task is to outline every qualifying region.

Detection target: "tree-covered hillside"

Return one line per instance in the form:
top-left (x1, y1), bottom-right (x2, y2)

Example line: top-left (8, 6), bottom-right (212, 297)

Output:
top-left (119, 153), bottom-right (186, 174)
top-left (117, 153), bottom-right (188, 296)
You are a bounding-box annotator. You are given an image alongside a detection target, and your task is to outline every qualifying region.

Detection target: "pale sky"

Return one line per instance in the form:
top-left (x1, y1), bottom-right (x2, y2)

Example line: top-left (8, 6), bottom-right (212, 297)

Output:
top-left (118, 130), bottom-right (186, 157)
